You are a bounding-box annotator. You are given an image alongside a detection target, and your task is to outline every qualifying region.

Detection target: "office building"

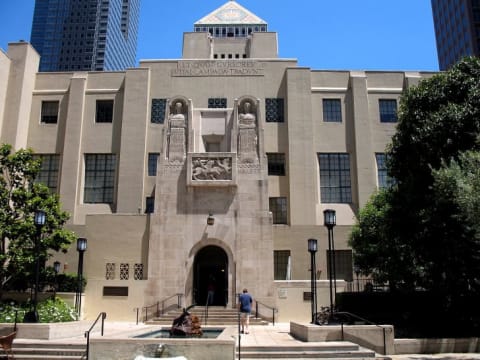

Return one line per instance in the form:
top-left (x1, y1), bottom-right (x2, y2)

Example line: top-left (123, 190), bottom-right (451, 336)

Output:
top-left (0, 1), bottom-right (434, 321)
top-left (431, 0), bottom-right (480, 70)
top-left (30, 0), bottom-right (140, 72)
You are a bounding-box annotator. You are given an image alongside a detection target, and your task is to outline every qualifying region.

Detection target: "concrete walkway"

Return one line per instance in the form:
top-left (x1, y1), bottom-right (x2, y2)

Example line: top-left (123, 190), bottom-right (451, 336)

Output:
top-left (15, 321), bottom-right (480, 359)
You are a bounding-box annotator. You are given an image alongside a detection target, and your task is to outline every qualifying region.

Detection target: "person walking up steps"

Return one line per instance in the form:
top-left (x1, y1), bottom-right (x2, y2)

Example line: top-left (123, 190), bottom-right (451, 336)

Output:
top-left (238, 288), bottom-right (254, 334)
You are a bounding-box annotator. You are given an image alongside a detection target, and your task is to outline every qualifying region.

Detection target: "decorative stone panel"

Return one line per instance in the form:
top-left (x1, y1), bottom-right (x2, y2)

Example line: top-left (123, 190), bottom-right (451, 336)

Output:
top-left (187, 153), bottom-right (237, 187)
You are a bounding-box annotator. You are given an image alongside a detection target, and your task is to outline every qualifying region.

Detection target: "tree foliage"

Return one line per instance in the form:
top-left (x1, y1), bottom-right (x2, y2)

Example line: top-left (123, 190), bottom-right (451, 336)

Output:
top-left (0, 144), bottom-right (76, 297)
top-left (349, 57), bottom-right (480, 308)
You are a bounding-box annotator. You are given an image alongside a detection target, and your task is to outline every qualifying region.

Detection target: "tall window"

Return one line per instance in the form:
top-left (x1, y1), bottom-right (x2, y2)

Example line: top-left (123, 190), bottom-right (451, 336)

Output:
top-left (269, 197), bottom-right (287, 224)
top-left (379, 99), bottom-right (397, 123)
top-left (375, 153), bottom-right (395, 189)
top-left (274, 250), bottom-right (291, 280)
top-left (208, 98), bottom-right (227, 108)
top-left (265, 98), bottom-right (284, 123)
top-left (267, 153), bottom-right (286, 176)
top-left (151, 98), bottom-right (167, 124)
top-left (84, 154), bottom-right (116, 204)
top-left (148, 153), bottom-right (159, 176)
top-left (96, 100), bottom-right (114, 123)
top-left (34, 154), bottom-right (60, 193)
top-left (327, 249), bottom-right (353, 281)
top-left (322, 99), bottom-right (342, 122)
top-left (41, 101), bottom-right (59, 124)
top-left (318, 153), bottom-right (352, 203)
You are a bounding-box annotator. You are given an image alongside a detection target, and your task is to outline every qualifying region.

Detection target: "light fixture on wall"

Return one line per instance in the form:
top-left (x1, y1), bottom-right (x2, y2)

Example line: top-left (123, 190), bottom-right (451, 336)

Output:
top-left (207, 213), bottom-right (215, 226)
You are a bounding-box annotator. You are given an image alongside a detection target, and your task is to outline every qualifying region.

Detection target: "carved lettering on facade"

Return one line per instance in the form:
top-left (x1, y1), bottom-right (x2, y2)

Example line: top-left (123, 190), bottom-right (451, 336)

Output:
top-left (172, 61), bottom-right (264, 77)
top-left (192, 157), bottom-right (232, 180)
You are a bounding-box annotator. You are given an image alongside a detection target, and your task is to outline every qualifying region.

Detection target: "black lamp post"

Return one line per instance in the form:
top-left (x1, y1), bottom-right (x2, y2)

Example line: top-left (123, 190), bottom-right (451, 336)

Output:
top-left (75, 238), bottom-right (87, 318)
top-left (323, 209), bottom-right (336, 319)
top-left (308, 238), bottom-right (318, 324)
top-left (53, 261), bottom-right (61, 300)
top-left (24, 210), bottom-right (46, 323)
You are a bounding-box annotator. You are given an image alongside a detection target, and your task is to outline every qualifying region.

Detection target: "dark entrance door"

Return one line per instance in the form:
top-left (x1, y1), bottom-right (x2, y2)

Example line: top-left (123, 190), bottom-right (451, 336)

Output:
top-left (194, 246), bottom-right (228, 307)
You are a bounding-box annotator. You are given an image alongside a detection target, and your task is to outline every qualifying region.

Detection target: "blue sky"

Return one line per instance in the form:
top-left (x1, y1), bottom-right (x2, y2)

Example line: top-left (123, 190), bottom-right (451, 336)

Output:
top-left (0, 0), bottom-right (439, 71)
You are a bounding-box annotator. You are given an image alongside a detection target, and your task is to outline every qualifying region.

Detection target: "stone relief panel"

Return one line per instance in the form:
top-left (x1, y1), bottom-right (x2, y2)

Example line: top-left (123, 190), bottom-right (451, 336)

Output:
top-left (238, 99), bottom-right (258, 164)
top-left (187, 153), bottom-right (237, 187)
top-left (167, 100), bottom-right (187, 164)
top-left (192, 157), bottom-right (232, 181)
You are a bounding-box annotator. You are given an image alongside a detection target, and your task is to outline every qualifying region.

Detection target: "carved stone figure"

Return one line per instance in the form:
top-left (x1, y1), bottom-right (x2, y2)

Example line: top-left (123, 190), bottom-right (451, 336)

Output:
top-left (238, 100), bottom-right (258, 163)
top-left (192, 157), bottom-right (232, 181)
top-left (239, 101), bottom-right (256, 128)
top-left (168, 101), bottom-right (187, 164)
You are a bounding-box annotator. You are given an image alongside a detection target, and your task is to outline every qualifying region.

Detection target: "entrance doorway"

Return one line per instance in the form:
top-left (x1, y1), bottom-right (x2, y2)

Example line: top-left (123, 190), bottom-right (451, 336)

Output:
top-left (193, 246), bottom-right (228, 307)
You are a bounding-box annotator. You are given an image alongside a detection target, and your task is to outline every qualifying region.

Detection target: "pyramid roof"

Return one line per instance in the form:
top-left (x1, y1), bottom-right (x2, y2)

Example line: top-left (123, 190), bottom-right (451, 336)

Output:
top-left (195, 1), bottom-right (267, 25)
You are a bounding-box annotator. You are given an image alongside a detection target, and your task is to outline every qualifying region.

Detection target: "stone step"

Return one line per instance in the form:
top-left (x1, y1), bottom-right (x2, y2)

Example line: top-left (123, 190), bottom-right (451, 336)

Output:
top-left (237, 343), bottom-right (377, 359)
top-left (11, 342), bottom-right (86, 360)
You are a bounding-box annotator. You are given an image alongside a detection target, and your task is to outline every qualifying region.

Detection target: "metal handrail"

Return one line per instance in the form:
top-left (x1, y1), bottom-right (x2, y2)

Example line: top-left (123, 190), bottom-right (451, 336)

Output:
top-left (334, 311), bottom-right (392, 355)
top-left (84, 312), bottom-right (107, 360)
top-left (136, 293), bottom-right (183, 323)
top-left (254, 300), bottom-right (278, 326)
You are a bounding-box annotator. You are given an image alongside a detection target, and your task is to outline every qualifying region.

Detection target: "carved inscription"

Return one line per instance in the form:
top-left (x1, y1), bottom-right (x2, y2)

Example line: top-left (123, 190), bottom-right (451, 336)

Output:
top-left (192, 157), bottom-right (232, 181)
top-left (172, 61), bottom-right (264, 77)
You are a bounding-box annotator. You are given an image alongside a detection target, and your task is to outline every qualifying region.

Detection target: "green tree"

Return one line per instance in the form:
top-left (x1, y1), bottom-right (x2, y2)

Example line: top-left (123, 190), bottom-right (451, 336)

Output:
top-left (350, 57), bottom-right (480, 305)
top-left (0, 144), bottom-right (76, 298)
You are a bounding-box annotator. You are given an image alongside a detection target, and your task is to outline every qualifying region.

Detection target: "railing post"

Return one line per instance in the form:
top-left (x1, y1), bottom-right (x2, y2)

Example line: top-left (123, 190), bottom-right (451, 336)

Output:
top-left (101, 312), bottom-right (106, 335)
top-left (383, 327), bottom-right (386, 355)
top-left (134, 308), bottom-right (139, 325)
top-left (272, 308), bottom-right (275, 326)
top-left (255, 302), bottom-right (258, 318)
top-left (85, 331), bottom-right (90, 360)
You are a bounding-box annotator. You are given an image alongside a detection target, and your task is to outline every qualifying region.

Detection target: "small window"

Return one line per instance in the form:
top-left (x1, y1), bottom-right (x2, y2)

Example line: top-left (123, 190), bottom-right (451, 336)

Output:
top-left (379, 99), bottom-right (397, 123)
top-left (151, 98), bottom-right (167, 124)
top-left (322, 99), bottom-right (342, 122)
top-left (33, 154), bottom-right (60, 193)
top-left (146, 196), bottom-right (154, 213)
top-left (106, 263), bottom-right (115, 280)
top-left (375, 153), bottom-right (395, 189)
top-left (134, 264), bottom-right (144, 280)
top-left (206, 142), bottom-right (221, 152)
top-left (274, 250), bottom-right (291, 280)
top-left (267, 153), bottom-right (286, 176)
top-left (208, 98), bottom-right (227, 108)
top-left (41, 101), bottom-right (59, 124)
top-left (265, 98), bottom-right (284, 123)
top-left (327, 249), bottom-right (353, 282)
top-left (96, 100), bottom-right (114, 123)
top-left (269, 197), bottom-right (287, 224)
top-left (148, 153), bottom-right (159, 176)
top-left (120, 263), bottom-right (129, 280)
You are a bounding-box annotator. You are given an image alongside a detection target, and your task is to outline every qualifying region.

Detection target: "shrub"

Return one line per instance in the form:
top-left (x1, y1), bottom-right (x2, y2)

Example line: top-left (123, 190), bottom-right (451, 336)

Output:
top-left (0, 298), bottom-right (78, 323)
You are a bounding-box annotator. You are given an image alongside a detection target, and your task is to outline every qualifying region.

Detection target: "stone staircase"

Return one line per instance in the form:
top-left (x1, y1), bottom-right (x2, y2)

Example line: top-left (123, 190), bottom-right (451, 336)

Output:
top-left (237, 343), bottom-right (387, 359)
top-left (10, 341), bottom-right (86, 359)
top-left (147, 306), bottom-right (268, 326)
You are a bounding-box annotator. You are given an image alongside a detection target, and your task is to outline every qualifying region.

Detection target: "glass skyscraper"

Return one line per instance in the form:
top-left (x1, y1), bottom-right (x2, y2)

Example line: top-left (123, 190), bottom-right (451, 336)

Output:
top-left (431, 0), bottom-right (480, 70)
top-left (30, 0), bottom-right (140, 72)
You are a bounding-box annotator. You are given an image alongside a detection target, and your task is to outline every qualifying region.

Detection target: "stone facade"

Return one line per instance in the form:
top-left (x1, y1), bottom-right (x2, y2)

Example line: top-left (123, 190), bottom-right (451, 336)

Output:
top-left (0, 1), bottom-right (435, 321)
